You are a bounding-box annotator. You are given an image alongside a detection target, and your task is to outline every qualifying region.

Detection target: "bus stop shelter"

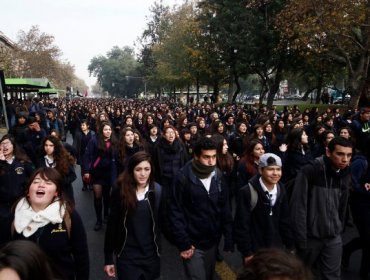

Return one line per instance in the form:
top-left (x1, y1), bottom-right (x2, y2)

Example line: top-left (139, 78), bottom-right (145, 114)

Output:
top-left (0, 72), bottom-right (53, 130)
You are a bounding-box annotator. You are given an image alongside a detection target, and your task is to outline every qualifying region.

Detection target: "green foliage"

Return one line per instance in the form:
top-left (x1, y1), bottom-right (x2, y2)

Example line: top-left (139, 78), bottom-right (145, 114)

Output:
top-left (88, 46), bottom-right (143, 98)
top-left (277, 0), bottom-right (370, 107)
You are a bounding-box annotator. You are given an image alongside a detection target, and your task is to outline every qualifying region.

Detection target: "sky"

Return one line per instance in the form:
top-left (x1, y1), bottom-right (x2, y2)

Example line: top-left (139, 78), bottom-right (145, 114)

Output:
top-left (1, 0), bottom-right (182, 89)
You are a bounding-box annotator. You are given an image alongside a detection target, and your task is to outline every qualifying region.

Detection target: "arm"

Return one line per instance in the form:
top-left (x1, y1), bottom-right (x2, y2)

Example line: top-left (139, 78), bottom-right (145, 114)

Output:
top-left (278, 189), bottom-right (295, 250)
top-left (168, 173), bottom-right (193, 253)
top-left (351, 157), bottom-right (368, 193)
top-left (290, 170), bottom-right (309, 250)
top-left (233, 186), bottom-right (253, 258)
top-left (70, 211), bottom-right (89, 280)
top-left (104, 187), bottom-right (121, 265)
top-left (63, 165), bottom-right (77, 185)
top-left (82, 137), bottom-right (96, 174)
top-left (219, 175), bottom-right (234, 252)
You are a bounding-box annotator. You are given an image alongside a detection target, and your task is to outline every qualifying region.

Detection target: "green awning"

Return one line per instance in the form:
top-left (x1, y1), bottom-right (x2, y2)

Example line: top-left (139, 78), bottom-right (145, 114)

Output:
top-left (5, 78), bottom-right (52, 89)
top-left (38, 88), bottom-right (65, 94)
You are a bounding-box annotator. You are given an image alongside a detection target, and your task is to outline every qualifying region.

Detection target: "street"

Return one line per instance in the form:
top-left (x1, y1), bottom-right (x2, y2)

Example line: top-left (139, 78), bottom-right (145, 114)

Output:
top-left (72, 164), bottom-right (363, 280)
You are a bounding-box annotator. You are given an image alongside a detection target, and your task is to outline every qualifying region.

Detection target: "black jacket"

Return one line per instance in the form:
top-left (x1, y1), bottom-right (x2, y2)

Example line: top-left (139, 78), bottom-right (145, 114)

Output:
top-left (169, 161), bottom-right (233, 252)
top-left (234, 175), bottom-right (293, 257)
top-left (104, 183), bottom-right (162, 265)
top-left (152, 137), bottom-right (188, 184)
top-left (290, 156), bottom-right (351, 250)
top-left (282, 148), bottom-right (313, 183)
top-left (0, 159), bottom-right (34, 217)
top-left (13, 210), bottom-right (89, 280)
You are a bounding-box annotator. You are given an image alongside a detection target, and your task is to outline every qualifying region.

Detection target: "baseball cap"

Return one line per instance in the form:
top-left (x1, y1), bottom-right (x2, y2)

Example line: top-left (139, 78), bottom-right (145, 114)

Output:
top-left (259, 153), bottom-right (282, 168)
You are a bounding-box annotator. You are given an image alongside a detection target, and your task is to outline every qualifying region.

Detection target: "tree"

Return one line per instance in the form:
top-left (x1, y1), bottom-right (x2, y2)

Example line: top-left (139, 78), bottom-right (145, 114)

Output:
top-left (277, 0), bottom-right (370, 107)
top-left (2, 26), bottom-right (84, 91)
top-left (151, 2), bottom-right (208, 101)
top-left (88, 46), bottom-right (142, 98)
top-left (197, 0), bottom-right (289, 107)
top-left (138, 1), bottom-right (171, 97)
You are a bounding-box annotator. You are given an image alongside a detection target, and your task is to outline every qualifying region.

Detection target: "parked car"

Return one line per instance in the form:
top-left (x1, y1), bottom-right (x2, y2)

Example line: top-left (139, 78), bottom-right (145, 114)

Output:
top-left (285, 94), bottom-right (302, 100)
top-left (333, 94), bottom-right (351, 104)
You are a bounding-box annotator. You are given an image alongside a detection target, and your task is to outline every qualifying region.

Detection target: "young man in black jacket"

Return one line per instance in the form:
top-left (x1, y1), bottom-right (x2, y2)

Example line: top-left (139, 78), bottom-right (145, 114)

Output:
top-left (234, 153), bottom-right (294, 266)
top-left (169, 137), bottom-right (233, 280)
top-left (290, 137), bottom-right (353, 280)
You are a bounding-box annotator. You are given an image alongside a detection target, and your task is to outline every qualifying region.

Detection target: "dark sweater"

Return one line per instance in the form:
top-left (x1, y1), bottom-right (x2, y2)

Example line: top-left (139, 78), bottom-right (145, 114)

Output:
top-left (234, 175), bottom-right (294, 257)
top-left (169, 161), bottom-right (233, 252)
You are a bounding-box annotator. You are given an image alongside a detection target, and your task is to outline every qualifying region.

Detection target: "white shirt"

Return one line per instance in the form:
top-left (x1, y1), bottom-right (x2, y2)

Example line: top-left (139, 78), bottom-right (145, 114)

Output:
top-left (259, 177), bottom-right (277, 206)
top-left (199, 171), bottom-right (215, 193)
top-left (136, 185), bottom-right (149, 201)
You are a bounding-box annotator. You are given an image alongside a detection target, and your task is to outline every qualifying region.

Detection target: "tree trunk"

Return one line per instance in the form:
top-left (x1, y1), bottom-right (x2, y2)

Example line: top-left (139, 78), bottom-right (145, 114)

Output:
top-left (196, 75), bottom-right (200, 104)
top-left (315, 75), bottom-right (323, 104)
top-left (348, 73), bottom-right (366, 108)
top-left (187, 83), bottom-right (190, 105)
top-left (232, 70), bottom-right (241, 104)
top-left (227, 72), bottom-right (234, 103)
top-left (213, 80), bottom-right (219, 104)
top-left (266, 65), bottom-right (283, 108)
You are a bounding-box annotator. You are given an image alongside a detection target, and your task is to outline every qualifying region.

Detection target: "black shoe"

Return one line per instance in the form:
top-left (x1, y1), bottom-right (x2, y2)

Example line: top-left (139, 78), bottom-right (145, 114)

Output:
top-left (94, 222), bottom-right (103, 231)
top-left (82, 186), bottom-right (87, 191)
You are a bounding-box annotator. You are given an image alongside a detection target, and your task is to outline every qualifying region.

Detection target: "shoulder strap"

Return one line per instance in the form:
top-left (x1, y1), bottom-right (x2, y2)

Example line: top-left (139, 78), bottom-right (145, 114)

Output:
top-left (64, 211), bottom-right (72, 239)
top-left (248, 182), bottom-right (258, 211)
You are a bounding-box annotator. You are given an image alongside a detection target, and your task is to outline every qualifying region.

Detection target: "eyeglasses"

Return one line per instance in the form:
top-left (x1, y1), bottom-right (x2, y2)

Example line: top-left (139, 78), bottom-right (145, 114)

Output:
top-left (1, 141), bottom-right (12, 147)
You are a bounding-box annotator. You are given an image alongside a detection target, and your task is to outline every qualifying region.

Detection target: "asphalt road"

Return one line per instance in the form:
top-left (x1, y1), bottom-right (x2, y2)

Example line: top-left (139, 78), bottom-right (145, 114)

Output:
top-left (72, 166), bottom-right (363, 280)
top-left (66, 127), bottom-right (362, 280)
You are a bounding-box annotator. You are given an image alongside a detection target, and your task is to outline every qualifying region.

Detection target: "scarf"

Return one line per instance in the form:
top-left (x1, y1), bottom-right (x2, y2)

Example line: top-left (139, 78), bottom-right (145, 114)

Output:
top-left (14, 198), bottom-right (65, 238)
top-left (191, 159), bottom-right (215, 179)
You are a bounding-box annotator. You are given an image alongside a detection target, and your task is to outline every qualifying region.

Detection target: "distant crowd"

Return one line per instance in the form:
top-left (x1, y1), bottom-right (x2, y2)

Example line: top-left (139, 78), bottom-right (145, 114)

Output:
top-left (0, 96), bottom-right (369, 280)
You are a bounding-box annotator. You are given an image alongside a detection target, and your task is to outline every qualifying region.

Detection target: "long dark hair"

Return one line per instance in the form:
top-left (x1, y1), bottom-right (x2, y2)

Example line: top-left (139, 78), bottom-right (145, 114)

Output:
top-left (116, 152), bottom-right (154, 213)
top-left (96, 121), bottom-right (117, 156)
top-left (41, 135), bottom-right (74, 177)
top-left (211, 134), bottom-right (234, 173)
top-left (240, 139), bottom-right (264, 176)
top-left (286, 128), bottom-right (309, 152)
top-left (0, 240), bottom-right (65, 280)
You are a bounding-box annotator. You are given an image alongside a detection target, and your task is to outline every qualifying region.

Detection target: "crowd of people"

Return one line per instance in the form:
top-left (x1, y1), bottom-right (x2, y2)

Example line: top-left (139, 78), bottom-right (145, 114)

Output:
top-left (0, 96), bottom-right (369, 280)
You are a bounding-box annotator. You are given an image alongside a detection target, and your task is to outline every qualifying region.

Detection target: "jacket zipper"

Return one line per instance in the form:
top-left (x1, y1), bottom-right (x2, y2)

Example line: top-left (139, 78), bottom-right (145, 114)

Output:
top-left (147, 198), bottom-right (160, 256)
top-left (117, 210), bottom-right (128, 258)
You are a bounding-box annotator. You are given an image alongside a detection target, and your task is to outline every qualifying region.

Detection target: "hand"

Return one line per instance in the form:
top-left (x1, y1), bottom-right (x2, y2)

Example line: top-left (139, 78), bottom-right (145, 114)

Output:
top-left (104, 265), bottom-right (116, 277)
top-left (180, 245), bottom-right (195, 259)
top-left (364, 183), bottom-right (370, 191)
top-left (279, 144), bottom-right (288, 152)
top-left (244, 255), bottom-right (254, 266)
top-left (33, 122), bottom-right (41, 132)
top-left (0, 148), bottom-right (5, 161)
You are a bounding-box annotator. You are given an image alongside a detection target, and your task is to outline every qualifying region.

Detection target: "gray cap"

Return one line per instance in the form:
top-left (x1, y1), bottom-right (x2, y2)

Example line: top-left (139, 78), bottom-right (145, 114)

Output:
top-left (259, 153), bottom-right (282, 168)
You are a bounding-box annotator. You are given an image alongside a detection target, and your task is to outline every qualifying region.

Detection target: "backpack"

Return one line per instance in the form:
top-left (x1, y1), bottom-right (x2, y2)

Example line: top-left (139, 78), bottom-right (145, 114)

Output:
top-left (248, 183), bottom-right (258, 211)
